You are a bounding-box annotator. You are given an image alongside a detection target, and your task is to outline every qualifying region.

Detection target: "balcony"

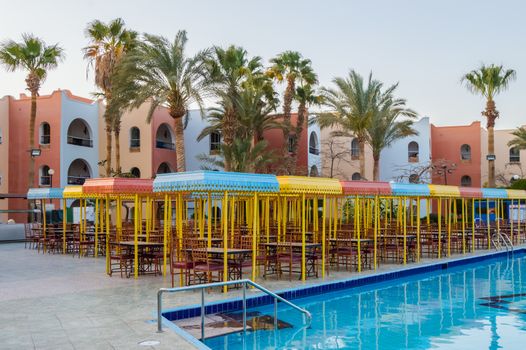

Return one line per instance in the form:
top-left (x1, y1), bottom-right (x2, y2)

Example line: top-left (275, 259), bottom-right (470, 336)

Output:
top-left (67, 136), bottom-right (93, 148)
top-left (130, 138), bottom-right (140, 149)
top-left (156, 140), bottom-right (175, 150)
top-left (40, 176), bottom-right (51, 186)
top-left (40, 135), bottom-right (50, 145)
top-left (309, 147), bottom-right (320, 155)
top-left (67, 176), bottom-right (89, 185)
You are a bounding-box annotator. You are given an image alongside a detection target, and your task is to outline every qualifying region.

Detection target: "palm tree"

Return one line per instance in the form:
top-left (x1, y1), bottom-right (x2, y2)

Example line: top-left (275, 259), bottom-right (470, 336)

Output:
top-left (83, 18), bottom-right (137, 176)
top-left (367, 85), bottom-right (418, 180)
top-left (294, 84), bottom-right (322, 173)
top-left (113, 31), bottom-right (209, 172)
top-left (206, 45), bottom-right (264, 170)
top-left (0, 34), bottom-right (64, 188)
top-left (462, 64), bottom-right (516, 187)
top-left (268, 51), bottom-right (317, 171)
top-left (508, 127), bottom-right (526, 150)
top-left (316, 71), bottom-right (382, 179)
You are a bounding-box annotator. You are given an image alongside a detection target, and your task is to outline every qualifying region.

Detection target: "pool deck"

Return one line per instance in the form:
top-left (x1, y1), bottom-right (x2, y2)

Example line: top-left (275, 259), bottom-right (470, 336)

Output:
top-left (0, 242), bottom-right (522, 350)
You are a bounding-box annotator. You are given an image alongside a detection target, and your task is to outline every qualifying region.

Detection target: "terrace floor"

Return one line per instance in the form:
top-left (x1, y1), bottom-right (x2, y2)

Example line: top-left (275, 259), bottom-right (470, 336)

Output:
top-left (0, 242), bottom-right (517, 350)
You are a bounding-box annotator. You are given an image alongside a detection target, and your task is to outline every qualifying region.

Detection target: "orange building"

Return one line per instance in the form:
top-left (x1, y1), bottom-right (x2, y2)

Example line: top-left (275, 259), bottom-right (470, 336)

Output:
top-left (431, 121), bottom-right (487, 187)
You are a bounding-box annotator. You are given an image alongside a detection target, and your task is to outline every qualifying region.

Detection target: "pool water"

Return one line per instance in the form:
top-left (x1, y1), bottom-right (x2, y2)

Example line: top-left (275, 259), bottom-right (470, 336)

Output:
top-left (205, 254), bottom-right (526, 350)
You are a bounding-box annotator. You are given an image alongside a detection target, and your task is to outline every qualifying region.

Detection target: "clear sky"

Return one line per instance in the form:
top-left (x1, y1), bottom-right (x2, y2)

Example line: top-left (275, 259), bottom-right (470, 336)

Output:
top-left (1, 0), bottom-right (524, 128)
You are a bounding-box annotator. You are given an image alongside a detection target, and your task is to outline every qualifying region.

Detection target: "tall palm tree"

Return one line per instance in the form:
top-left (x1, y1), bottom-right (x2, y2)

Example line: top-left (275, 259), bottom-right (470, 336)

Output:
top-left (268, 51), bottom-right (317, 171)
top-left (0, 34), bottom-right (64, 188)
top-left (113, 31), bottom-right (209, 172)
top-left (83, 18), bottom-right (137, 176)
top-left (462, 64), bottom-right (516, 187)
top-left (294, 84), bottom-right (322, 173)
top-left (367, 85), bottom-right (418, 180)
top-left (206, 45), bottom-right (264, 170)
top-left (316, 70), bottom-right (382, 179)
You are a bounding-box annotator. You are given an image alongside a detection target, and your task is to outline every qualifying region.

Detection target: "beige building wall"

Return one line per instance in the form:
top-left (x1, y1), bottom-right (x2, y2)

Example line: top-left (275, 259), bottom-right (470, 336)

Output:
top-left (0, 96), bottom-right (9, 222)
top-left (494, 128), bottom-right (526, 186)
top-left (98, 103), bottom-right (154, 178)
top-left (320, 126), bottom-right (373, 180)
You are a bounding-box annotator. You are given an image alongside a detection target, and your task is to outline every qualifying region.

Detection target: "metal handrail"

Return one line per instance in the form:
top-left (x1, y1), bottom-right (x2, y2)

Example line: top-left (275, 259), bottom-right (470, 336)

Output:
top-left (491, 230), bottom-right (513, 252)
top-left (157, 279), bottom-right (312, 340)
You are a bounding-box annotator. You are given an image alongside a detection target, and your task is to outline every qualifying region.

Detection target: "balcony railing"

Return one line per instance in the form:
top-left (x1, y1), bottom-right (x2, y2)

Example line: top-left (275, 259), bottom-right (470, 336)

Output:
top-left (40, 135), bottom-right (50, 145)
top-left (40, 176), bottom-right (51, 186)
top-left (67, 136), bottom-right (93, 148)
top-left (510, 156), bottom-right (520, 163)
top-left (130, 139), bottom-right (140, 148)
top-left (156, 140), bottom-right (175, 150)
top-left (67, 176), bottom-right (89, 185)
top-left (309, 147), bottom-right (320, 155)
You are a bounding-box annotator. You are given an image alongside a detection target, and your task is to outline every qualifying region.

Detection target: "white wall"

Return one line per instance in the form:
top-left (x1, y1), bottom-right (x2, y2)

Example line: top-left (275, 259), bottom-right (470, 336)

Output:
top-left (307, 117), bottom-right (322, 176)
top-left (380, 117), bottom-right (431, 183)
top-left (184, 110), bottom-right (218, 171)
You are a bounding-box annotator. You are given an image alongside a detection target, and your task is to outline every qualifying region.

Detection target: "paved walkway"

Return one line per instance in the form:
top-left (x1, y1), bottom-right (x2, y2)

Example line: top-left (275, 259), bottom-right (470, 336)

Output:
top-left (0, 243), bottom-right (515, 349)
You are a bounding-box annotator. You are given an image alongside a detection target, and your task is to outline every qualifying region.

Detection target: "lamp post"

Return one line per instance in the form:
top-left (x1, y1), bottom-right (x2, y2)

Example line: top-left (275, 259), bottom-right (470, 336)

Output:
top-left (48, 168), bottom-right (55, 187)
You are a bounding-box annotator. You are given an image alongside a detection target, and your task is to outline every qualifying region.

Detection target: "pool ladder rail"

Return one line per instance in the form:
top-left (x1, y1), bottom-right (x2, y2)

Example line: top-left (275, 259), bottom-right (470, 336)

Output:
top-left (491, 230), bottom-right (513, 252)
top-left (157, 279), bottom-right (312, 340)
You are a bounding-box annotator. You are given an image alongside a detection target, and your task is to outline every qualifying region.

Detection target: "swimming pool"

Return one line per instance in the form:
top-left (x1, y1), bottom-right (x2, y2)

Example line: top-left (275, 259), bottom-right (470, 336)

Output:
top-left (203, 252), bottom-right (526, 350)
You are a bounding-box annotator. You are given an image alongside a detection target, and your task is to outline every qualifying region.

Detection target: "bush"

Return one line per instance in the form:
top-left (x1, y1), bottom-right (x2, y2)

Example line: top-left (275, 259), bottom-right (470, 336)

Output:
top-left (509, 179), bottom-right (526, 190)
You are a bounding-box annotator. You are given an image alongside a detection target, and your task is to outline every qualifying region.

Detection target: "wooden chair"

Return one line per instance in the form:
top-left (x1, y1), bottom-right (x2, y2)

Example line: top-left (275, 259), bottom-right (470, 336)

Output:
top-left (108, 242), bottom-right (133, 278)
top-left (192, 248), bottom-right (224, 285)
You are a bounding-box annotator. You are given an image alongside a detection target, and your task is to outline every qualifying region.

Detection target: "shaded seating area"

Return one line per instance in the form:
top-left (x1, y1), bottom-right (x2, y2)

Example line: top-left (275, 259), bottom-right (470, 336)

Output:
top-left (24, 171), bottom-right (526, 292)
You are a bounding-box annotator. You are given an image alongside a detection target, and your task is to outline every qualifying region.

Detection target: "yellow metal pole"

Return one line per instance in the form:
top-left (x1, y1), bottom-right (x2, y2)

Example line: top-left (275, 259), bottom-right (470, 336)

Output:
top-left (42, 199), bottom-right (47, 254)
top-left (486, 199), bottom-right (491, 250)
top-left (266, 196), bottom-right (270, 243)
top-left (518, 199), bottom-right (521, 243)
top-left (301, 193), bottom-right (306, 281)
top-left (207, 192), bottom-right (212, 248)
top-left (223, 192), bottom-right (229, 293)
top-left (134, 194), bottom-right (139, 279)
top-left (438, 198), bottom-right (442, 259)
top-left (510, 199), bottom-right (514, 244)
top-left (447, 199), bottom-right (452, 257)
top-left (94, 198), bottom-right (98, 257)
top-left (374, 195), bottom-right (378, 270)
top-left (252, 193), bottom-right (258, 281)
top-left (322, 195), bottom-right (326, 278)
top-left (163, 194), bottom-right (168, 277)
top-left (416, 197), bottom-right (420, 262)
top-left (461, 198), bottom-right (466, 254)
top-left (63, 198), bottom-right (67, 254)
top-left (105, 195), bottom-right (110, 275)
top-left (357, 197), bottom-right (361, 272)
top-left (230, 197), bottom-right (235, 247)
top-left (403, 197), bottom-right (407, 265)
top-left (471, 198), bottom-right (476, 252)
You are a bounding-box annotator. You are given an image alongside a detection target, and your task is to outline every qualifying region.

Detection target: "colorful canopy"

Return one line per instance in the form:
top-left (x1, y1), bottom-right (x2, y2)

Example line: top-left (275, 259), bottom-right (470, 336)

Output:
top-left (83, 178), bottom-right (153, 197)
top-left (340, 181), bottom-right (391, 196)
top-left (278, 176), bottom-right (342, 195)
top-left (459, 187), bottom-right (483, 198)
top-left (482, 188), bottom-right (508, 199)
top-left (27, 188), bottom-right (63, 200)
top-left (63, 185), bottom-right (84, 199)
top-left (506, 189), bottom-right (526, 199)
top-left (390, 183), bottom-right (430, 197)
top-left (153, 171), bottom-right (279, 193)
top-left (428, 185), bottom-right (460, 197)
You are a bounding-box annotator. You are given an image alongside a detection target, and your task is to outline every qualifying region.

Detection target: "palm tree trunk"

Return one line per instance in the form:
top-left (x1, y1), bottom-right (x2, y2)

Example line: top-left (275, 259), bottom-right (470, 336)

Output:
top-left (174, 117), bottom-right (186, 172)
top-left (28, 91), bottom-right (37, 188)
top-left (105, 124), bottom-right (112, 177)
top-left (291, 102), bottom-right (307, 175)
top-left (373, 155), bottom-right (380, 181)
top-left (283, 79), bottom-right (295, 173)
top-left (114, 129), bottom-right (121, 176)
top-left (484, 99), bottom-right (498, 187)
top-left (359, 140), bottom-right (366, 180)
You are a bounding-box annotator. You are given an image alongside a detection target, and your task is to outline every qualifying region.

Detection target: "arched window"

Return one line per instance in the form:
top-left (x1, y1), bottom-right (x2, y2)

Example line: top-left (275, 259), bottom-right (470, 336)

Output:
top-left (309, 132), bottom-right (319, 155)
top-left (156, 124), bottom-right (175, 150)
top-left (130, 167), bottom-right (141, 178)
top-left (351, 139), bottom-right (360, 158)
top-left (67, 159), bottom-right (91, 185)
top-left (130, 127), bottom-right (140, 148)
top-left (287, 135), bottom-right (295, 153)
top-left (67, 119), bottom-right (92, 147)
top-left (40, 165), bottom-right (51, 186)
top-left (156, 162), bottom-right (172, 174)
top-left (310, 165), bottom-right (319, 177)
top-left (509, 147), bottom-right (520, 163)
top-left (40, 122), bottom-right (50, 145)
top-left (461, 175), bottom-right (472, 187)
top-left (460, 144), bottom-right (471, 161)
top-left (408, 141), bottom-right (419, 162)
top-left (210, 132), bottom-right (221, 154)
top-left (351, 172), bottom-right (361, 181)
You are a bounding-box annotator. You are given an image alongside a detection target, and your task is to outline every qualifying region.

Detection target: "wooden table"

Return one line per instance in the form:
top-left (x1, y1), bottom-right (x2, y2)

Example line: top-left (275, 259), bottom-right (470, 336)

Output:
top-left (261, 242), bottom-right (321, 280)
top-left (118, 241), bottom-right (164, 277)
top-left (186, 247), bottom-right (253, 282)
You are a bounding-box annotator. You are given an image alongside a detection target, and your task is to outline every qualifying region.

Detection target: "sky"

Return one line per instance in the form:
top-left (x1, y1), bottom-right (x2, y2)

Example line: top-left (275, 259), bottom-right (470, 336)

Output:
top-left (1, 0), bottom-right (525, 128)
